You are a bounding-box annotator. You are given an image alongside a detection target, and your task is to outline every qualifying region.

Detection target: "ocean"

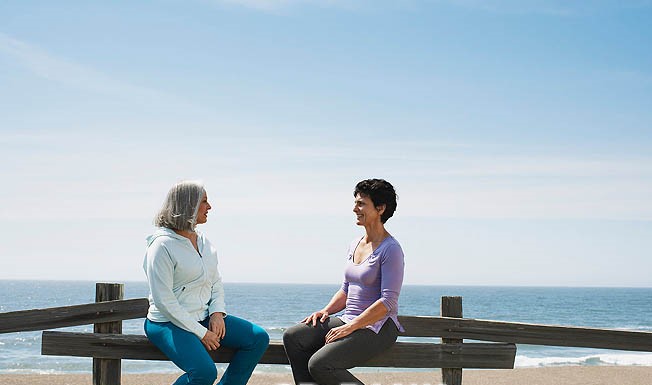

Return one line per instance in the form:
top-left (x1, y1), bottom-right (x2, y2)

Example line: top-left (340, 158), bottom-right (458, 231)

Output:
top-left (1, 280), bottom-right (652, 374)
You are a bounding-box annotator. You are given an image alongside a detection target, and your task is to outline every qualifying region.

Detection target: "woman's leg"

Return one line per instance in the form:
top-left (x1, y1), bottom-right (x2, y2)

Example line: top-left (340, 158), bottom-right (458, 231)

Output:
top-left (308, 320), bottom-right (399, 385)
top-left (216, 315), bottom-right (270, 385)
top-left (144, 319), bottom-right (217, 385)
top-left (282, 317), bottom-right (345, 385)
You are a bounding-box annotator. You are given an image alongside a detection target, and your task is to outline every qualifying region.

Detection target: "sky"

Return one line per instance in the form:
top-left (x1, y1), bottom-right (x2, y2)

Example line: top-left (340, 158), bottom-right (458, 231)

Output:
top-left (0, 0), bottom-right (651, 287)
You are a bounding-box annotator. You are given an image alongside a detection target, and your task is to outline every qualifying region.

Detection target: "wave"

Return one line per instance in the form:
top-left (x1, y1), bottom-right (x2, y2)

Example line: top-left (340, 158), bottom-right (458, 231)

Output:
top-left (0, 368), bottom-right (83, 375)
top-left (4, 354), bottom-right (652, 375)
top-left (516, 353), bottom-right (652, 367)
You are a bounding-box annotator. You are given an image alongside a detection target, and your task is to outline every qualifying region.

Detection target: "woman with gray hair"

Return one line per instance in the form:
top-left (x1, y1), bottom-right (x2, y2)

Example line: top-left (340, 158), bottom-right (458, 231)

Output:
top-left (143, 180), bottom-right (269, 385)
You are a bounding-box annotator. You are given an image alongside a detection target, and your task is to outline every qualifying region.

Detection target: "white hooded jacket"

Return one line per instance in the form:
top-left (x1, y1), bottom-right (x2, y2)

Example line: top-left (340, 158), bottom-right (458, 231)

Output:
top-left (143, 227), bottom-right (226, 338)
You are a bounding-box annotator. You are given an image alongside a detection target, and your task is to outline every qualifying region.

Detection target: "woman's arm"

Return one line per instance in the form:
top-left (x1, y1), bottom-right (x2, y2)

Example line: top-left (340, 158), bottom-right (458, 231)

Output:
top-left (207, 269), bottom-right (227, 342)
top-left (325, 244), bottom-right (404, 343)
top-left (206, 236), bottom-right (226, 317)
top-left (207, 268), bottom-right (226, 316)
top-left (324, 299), bottom-right (387, 343)
top-left (302, 289), bottom-right (347, 326)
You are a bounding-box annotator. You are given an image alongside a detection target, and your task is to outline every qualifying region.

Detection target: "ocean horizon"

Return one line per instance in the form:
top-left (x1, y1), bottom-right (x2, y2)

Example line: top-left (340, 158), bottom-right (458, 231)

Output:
top-left (2, 280), bottom-right (652, 374)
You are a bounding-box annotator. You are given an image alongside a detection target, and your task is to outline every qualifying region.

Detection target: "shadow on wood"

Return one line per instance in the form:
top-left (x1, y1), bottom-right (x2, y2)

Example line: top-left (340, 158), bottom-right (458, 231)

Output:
top-left (41, 331), bottom-right (517, 369)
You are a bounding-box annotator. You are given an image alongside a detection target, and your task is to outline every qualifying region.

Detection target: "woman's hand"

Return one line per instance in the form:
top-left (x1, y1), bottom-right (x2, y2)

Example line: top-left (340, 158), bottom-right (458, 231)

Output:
top-left (325, 323), bottom-right (356, 343)
top-left (301, 310), bottom-right (330, 327)
top-left (201, 329), bottom-right (221, 351)
top-left (209, 312), bottom-right (226, 340)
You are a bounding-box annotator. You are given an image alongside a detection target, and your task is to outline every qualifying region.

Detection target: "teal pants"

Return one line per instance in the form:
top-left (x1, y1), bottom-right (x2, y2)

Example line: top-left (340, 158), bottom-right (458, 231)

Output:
top-left (144, 315), bottom-right (269, 385)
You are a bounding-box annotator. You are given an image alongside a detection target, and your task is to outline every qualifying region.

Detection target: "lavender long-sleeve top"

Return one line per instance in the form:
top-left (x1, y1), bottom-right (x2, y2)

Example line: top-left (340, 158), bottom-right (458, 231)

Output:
top-left (339, 236), bottom-right (405, 334)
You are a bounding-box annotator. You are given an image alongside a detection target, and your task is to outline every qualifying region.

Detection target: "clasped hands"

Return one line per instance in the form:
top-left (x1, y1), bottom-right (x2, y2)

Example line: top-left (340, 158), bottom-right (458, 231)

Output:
top-left (201, 312), bottom-right (226, 351)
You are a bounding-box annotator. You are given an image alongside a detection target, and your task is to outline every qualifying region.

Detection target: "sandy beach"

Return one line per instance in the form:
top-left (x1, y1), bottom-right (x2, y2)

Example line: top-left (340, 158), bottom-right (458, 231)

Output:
top-left (2, 367), bottom-right (652, 385)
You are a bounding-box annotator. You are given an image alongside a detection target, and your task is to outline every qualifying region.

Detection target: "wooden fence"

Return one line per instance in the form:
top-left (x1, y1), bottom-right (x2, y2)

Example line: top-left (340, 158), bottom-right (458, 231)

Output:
top-left (2, 282), bottom-right (652, 385)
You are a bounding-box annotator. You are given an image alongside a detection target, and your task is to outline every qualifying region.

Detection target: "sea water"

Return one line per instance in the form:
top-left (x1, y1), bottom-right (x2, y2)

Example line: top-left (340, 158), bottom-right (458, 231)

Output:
top-left (1, 280), bottom-right (652, 374)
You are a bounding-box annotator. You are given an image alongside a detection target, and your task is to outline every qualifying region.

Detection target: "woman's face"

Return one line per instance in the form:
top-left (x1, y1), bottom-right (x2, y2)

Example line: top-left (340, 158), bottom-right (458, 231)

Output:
top-left (353, 193), bottom-right (383, 226)
top-left (196, 193), bottom-right (211, 225)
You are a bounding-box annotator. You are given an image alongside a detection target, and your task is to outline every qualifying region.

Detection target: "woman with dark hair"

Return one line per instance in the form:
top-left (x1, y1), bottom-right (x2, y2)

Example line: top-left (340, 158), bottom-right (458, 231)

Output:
top-left (143, 180), bottom-right (269, 385)
top-left (283, 178), bottom-right (405, 385)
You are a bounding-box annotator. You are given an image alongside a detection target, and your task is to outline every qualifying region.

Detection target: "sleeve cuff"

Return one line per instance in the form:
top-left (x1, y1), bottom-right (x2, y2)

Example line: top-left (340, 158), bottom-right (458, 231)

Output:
top-left (379, 297), bottom-right (397, 313)
top-left (191, 323), bottom-right (208, 339)
top-left (208, 304), bottom-right (226, 316)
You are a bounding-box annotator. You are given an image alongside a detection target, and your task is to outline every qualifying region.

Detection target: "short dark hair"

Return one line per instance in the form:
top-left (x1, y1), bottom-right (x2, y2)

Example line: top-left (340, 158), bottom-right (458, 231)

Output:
top-left (354, 179), bottom-right (397, 223)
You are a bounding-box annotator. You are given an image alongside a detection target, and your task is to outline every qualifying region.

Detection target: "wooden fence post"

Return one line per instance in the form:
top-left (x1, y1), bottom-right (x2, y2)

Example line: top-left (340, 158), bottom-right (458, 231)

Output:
top-left (93, 283), bottom-right (124, 385)
top-left (441, 296), bottom-right (463, 385)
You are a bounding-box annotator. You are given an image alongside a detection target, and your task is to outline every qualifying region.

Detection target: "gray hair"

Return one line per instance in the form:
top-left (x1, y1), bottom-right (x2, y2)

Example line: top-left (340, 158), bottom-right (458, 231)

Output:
top-left (154, 180), bottom-right (206, 232)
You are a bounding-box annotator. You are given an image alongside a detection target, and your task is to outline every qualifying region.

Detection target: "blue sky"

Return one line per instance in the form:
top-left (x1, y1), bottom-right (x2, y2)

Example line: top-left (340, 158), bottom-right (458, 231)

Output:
top-left (1, 0), bottom-right (650, 286)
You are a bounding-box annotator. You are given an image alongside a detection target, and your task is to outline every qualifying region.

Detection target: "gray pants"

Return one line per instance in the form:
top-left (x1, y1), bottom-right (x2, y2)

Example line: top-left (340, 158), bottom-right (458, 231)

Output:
top-left (282, 317), bottom-right (399, 385)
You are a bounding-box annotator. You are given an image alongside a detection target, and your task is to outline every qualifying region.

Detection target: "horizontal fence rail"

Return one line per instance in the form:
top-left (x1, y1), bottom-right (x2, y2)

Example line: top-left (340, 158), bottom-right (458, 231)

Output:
top-left (4, 298), bottom-right (652, 352)
top-left (0, 299), bottom-right (149, 334)
top-left (41, 331), bottom-right (517, 369)
top-left (398, 315), bottom-right (652, 352)
top-left (3, 298), bottom-right (650, 351)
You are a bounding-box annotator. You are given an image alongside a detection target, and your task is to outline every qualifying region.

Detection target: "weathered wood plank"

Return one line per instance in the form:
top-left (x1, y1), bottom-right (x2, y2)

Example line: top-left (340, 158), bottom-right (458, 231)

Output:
top-left (9, 297), bottom-right (652, 352)
top-left (41, 332), bottom-right (516, 369)
top-left (0, 298), bottom-right (149, 334)
top-left (398, 315), bottom-right (652, 351)
top-left (441, 296), bottom-right (463, 385)
top-left (365, 341), bottom-right (516, 369)
top-left (93, 283), bottom-right (124, 385)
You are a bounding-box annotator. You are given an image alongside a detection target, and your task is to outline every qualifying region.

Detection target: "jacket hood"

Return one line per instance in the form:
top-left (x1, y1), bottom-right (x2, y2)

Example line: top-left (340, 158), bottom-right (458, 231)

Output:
top-left (146, 227), bottom-right (189, 248)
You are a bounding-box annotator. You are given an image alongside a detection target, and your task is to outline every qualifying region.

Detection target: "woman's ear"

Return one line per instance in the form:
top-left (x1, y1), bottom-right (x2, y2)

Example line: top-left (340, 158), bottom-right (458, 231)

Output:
top-left (376, 204), bottom-right (386, 216)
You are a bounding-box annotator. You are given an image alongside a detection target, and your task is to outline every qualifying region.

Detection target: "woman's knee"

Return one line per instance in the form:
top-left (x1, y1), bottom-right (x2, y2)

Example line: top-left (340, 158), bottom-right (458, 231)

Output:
top-left (284, 323), bottom-right (310, 349)
top-left (253, 325), bottom-right (270, 351)
top-left (307, 353), bottom-right (332, 379)
top-left (190, 362), bottom-right (217, 385)
top-left (282, 324), bottom-right (300, 344)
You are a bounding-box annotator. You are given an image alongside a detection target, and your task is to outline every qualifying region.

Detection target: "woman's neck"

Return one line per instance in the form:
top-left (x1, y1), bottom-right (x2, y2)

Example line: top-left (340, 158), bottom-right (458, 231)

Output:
top-left (173, 229), bottom-right (196, 240)
top-left (363, 222), bottom-right (389, 243)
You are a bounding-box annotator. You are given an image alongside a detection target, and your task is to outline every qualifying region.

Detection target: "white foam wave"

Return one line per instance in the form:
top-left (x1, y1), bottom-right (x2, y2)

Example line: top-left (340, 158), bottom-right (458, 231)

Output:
top-left (516, 353), bottom-right (652, 367)
top-left (0, 368), bottom-right (69, 375)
